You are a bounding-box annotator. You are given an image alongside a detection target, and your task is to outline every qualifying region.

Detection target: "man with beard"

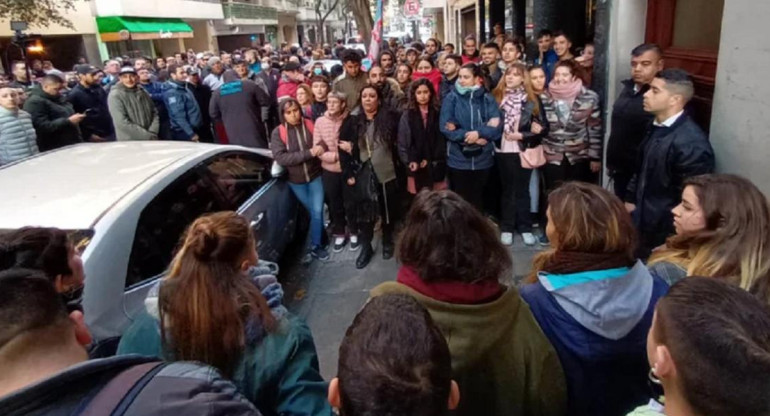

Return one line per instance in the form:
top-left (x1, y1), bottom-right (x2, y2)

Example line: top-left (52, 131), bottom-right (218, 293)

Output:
top-left (368, 65), bottom-right (405, 112)
top-left (67, 64), bottom-right (115, 142)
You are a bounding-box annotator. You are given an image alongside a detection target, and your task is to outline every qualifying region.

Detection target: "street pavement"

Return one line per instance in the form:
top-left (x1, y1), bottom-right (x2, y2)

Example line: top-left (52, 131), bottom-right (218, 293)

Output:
top-left (282, 230), bottom-right (543, 380)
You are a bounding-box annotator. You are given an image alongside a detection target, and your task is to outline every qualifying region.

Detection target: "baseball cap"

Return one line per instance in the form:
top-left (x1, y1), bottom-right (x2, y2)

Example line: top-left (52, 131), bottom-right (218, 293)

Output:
top-left (282, 61), bottom-right (301, 72)
top-left (75, 64), bottom-right (100, 75)
top-left (196, 53), bottom-right (204, 59)
top-left (186, 67), bottom-right (201, 76)
top-left (119, 66), bottom-right (137, 76)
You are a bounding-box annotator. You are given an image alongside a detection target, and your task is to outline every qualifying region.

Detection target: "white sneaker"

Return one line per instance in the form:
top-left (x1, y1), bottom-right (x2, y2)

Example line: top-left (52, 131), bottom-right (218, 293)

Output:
top-left (522, 232), bottom-right (537, 246)
top-left (501, 232), bottom-right (513, 246)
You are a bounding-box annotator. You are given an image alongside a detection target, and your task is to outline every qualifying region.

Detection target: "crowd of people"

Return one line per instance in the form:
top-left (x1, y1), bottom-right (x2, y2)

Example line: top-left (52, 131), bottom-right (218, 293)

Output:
top-left (1, 175), bottom-right (770, 415)
top-left (0, 32), bottom-right (713, 266)
top-left (1, 29), bottom-right (770, 416)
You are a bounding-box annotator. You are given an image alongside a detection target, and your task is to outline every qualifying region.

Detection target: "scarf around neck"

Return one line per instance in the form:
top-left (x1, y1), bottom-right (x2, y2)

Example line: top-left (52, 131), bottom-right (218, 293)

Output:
top-left (455, 82), bottom-right (481, 96)
top-left (548, 78), bottom-right (583, 107)
top-left (540, 251), bottom-right (635, 276)
top-left (397, 266), bottom-right (504, 305)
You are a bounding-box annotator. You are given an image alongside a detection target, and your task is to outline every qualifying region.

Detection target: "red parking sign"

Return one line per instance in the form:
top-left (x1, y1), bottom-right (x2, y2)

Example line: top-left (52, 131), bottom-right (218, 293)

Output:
top-left (404, 0), bottom-right (419, 16)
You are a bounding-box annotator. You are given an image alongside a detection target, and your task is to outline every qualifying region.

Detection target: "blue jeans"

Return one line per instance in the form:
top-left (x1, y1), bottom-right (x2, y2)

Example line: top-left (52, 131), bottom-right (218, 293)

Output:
top-left (289, 176), bottom-right (325, 248)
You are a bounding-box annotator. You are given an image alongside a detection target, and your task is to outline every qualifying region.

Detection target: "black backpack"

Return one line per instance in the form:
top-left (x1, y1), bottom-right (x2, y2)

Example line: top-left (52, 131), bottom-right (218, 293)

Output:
top-left (80, 362), bottom-right (167, 416)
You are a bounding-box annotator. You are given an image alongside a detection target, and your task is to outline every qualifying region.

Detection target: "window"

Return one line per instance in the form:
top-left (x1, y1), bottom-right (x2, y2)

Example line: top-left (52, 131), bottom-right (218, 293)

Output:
top-left (125, 152), bottom-right (272, 288)
top-left (125, 169), bottom-right (227, 288)
top-left (200, 152), bottom-right (272, 210)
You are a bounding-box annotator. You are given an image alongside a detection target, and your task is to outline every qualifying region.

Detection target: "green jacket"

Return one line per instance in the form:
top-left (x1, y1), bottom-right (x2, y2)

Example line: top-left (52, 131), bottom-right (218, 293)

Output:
top-left (108, 81), bottom-right (159, 141)
top-left (370, 282), bottom-right (567, 416)
top-left (117, 311), bottom-right (332, 416)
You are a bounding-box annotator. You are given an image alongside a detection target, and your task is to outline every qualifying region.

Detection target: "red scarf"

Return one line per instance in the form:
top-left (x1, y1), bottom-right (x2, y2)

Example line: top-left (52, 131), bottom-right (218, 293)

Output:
top-left (397, 266), bottom-right (504, 305)
top-left (412, 69), bottom-right (442, 96)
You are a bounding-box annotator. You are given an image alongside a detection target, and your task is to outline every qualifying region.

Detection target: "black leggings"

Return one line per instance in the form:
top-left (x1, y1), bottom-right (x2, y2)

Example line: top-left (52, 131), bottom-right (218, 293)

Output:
top-left (360, 179), bottom-right (400, 247)
top-left (322, 170), bottom-right (348, 236)
top-left (449, 168), bottom-right (491, 212)
top-left (497, 153), bottom-right (533, 233)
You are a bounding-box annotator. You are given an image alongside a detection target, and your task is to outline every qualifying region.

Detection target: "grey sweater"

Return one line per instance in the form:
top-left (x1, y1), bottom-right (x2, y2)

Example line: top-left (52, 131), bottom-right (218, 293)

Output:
top-left (0, 107), bottom-right (38, 165)
top-left (108, 82), bottom-right (159, 141)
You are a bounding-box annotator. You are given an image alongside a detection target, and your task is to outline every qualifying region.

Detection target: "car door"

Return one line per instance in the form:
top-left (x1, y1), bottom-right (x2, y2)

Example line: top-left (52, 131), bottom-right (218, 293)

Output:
top-left (198, 150), bottom-right (299, 262)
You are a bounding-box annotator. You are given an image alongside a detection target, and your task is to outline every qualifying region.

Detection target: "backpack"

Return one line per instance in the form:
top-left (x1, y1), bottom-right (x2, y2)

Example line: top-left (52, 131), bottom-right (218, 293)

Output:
top-left (81, 362), bottom-right (167, 416)
top-left (277, 119), bottom-right (315, 145)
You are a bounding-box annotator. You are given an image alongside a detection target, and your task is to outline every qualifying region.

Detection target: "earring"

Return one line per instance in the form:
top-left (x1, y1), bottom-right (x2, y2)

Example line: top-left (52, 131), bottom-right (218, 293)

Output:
top-left (648, 368), bottom-right (662, 385)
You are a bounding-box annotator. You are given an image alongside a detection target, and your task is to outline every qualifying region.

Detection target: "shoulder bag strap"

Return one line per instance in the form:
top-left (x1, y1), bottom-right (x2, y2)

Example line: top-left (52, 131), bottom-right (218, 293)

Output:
top-left (81, 361), bottom-right (166, 416)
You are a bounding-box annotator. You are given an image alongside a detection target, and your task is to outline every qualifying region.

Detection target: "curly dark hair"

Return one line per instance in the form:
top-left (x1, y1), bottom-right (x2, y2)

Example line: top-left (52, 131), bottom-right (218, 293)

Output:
top-left (406, 78), bottom-right (438, 111)
top-left (397, 190), bottom-right (512, 283)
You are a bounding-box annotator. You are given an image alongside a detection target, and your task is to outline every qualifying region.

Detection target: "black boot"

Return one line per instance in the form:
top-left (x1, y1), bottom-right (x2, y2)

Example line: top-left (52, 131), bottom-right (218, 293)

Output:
top-left (382, 241), bottom-right (394, 260)
top-left (356, 243), bottom-right (374, 269)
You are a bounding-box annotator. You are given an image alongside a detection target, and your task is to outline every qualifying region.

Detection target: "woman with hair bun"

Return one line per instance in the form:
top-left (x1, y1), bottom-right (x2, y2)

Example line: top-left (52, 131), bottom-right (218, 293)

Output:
top-left (118, 211), bottom-right (332, 416)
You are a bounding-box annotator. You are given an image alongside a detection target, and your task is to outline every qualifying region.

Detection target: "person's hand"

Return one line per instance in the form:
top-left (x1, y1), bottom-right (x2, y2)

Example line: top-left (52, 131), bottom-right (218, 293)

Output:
top-left (464, 131), bottom-right (480, 143)
top-left (68, 113), bottom-right (86, 124)
top-left (347, 177), bottom-right (355, 186)
top-left (339, 141), bottom-right (352, 153)
top-left (409, 162), bottom-right (418, 172)
top-left (487, 118), bottom-right (500, 128)
top-left (445, 122), bottom-right (456, 131)
top-left (311, 145), bottom-right (324, 157)
top-left (90, 134), bottom-right (105, 142)
top-left (625, 202), bottom-right (636, 213)
top-left (477, 138), bottom-right (488, 146)
top-left (420, 159), bottom-right (428, 168)
top-left (590, 161), bottom-right (601, 173)
top-left (191, 134), bottom-right (200, 142)
top-left (531, 122), bottom-right (543, 134)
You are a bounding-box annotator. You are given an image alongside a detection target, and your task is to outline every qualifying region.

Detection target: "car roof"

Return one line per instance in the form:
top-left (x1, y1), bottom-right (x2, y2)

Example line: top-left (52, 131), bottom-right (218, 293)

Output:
top-left (0, 142), bottom-right (232, 230)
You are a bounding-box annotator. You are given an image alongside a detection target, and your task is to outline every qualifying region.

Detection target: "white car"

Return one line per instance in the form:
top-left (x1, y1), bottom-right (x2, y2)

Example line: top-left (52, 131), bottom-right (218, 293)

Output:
top-left (0, 142), bottom-right (302, 352)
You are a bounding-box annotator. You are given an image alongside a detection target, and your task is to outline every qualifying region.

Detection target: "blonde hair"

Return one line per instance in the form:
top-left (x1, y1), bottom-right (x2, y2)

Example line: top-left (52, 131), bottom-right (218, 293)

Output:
top-left (648, 174), bottom-right (770, 302)
top-left (492, 63), bottom-right (541, 116)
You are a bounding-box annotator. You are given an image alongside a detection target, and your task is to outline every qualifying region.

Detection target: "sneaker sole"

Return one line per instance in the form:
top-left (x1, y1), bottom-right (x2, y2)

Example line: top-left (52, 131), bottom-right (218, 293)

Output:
top-left (349, 245), bottom-right (361, 252)
top-left (333, 246), bottom-right (344, 253)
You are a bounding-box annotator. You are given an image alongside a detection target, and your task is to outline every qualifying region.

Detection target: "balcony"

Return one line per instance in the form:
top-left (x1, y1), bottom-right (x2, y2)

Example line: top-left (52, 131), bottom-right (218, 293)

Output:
top-left (93, 0), bottom-right (225, 20)
top-left (222, 1), bottom-right (279, 22)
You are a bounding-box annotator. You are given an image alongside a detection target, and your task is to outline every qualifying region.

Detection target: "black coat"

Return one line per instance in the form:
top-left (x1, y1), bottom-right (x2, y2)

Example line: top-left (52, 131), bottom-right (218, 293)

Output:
top-left (627, 114), bottom-right (715, 251)
top-left (606, 80), bottom-right (654, 173)
top-left (67, 83), bottom-right (114, 141)
top-left (23, 87), bottom-right (82, 151)
top-left (397, 106), bottom-right (447, 184)
top-left (187, 82), bottom-right (214, 143)
top-left (210, 78), bottom-right (271, 148)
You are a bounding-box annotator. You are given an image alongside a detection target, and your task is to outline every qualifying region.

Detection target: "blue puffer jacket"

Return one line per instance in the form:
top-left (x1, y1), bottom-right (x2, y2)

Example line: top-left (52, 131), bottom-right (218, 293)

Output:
top-left (0, 107), bottom-right (37, 165)
top-left (439, 87), bottom-right (502, 171)
top-left (519, 261), bottom-right (669, 416)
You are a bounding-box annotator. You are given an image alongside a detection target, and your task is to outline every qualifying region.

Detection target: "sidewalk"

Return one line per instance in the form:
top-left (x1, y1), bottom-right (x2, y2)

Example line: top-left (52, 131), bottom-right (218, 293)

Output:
top-left (283, 232), bottom-right (543, 379)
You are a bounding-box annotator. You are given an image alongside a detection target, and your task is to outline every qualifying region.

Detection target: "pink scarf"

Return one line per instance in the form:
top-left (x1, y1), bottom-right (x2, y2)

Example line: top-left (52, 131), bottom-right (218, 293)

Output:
top-left (548, 78), bottom-right (583, 107)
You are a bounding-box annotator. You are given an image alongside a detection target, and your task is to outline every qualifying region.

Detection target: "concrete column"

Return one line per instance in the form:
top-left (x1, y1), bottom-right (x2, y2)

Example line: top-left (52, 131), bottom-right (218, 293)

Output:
top-left (477, 0), bottom-right (486, 42)
top-left (512, 0), bottom-right (526, 38)
top-left (710, 0), bottom-right (770, 194)
top-left (533, 0), bottom-right (586, 43)
top-left (489, 0), bottom-right (505, 36)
